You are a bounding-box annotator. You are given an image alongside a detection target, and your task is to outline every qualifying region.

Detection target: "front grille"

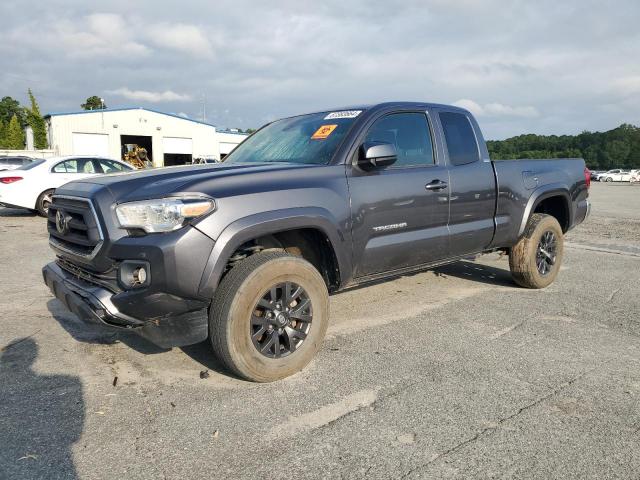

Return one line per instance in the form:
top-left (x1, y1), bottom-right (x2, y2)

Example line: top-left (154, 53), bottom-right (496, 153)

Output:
top-left (56, 257), bottom-right (121, 293)
top-left (48, 196), bottom-right (103, 259)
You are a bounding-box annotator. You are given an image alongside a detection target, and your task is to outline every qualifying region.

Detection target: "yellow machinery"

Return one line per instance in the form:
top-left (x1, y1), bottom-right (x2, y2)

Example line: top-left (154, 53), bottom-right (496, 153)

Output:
top-left (122, 144), bottom-right (152, 169)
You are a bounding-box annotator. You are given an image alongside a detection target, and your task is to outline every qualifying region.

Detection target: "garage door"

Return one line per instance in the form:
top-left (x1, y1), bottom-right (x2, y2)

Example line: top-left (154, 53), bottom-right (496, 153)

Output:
top-left (72, 133), bottom-right (110, 157)
top-left (219, 142), bottom-right (239, 155)
top-left (163, 137), bottom-right (193, 154)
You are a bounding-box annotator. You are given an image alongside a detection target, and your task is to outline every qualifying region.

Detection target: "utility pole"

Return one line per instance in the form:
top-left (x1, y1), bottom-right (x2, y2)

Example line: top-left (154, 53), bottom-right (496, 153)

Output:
top-left (202, 93), bottom-right (207, 123)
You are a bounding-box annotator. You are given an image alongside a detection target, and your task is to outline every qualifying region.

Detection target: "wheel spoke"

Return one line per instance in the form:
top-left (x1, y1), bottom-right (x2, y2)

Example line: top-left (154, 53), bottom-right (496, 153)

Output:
top-left (290, 286), bottom-right (303, 304)
top-left (272, 333), bottom-right (281, 358)
top-left (251, 326), bottom-right (267, 340)
top-left (270, 286), bottom-right (278, 303)
top-left (257, 298), bottom-right (272, 309)
top-left (284, 282), bottom-right (293, 304)
top-left (285, 326), bottom-right (307, 341)
top-left (251, 315), bottom-right (268, 327)
top-left (261, 332), bottom-right (277, 355)
top-left (282, 327), bottom-right (298, 352)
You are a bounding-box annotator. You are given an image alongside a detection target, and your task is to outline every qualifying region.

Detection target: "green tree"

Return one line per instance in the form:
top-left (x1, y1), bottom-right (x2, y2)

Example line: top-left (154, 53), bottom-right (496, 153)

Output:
top-left (0, 119), bottom-right (6, 148)
top-left (0, 96), bottom-right (26, 128)
top-left (5, 114), bottom-right (25, 149)
top-left (81, 96), bottom-right (106, 110)
top-left (487, 123), bottom-right (640, 169)
top-left (603, 140), bottom-right (630, 169)
top-left (26, 89), bottom-right (48, 149)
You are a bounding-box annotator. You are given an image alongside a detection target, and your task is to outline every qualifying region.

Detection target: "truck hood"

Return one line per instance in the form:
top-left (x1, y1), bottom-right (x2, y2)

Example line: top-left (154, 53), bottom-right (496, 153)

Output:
top-left (57, 162), bottom-right (317, 202)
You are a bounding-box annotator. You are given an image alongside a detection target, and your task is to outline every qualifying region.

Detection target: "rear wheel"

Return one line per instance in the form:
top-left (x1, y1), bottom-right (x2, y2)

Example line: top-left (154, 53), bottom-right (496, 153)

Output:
top-left (210, 251), bottom-right (329, 382)
top-left (509, 213), bottom-right (564, 289)
top-left (605, 177), bottom-right (613, 182)
top-left (36, 189), bottom-right (55, 217)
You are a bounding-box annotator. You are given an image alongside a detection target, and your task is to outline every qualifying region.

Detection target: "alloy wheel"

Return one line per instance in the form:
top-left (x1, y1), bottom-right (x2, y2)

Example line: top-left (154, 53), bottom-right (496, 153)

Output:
top-left (250, 282), bottom-right (313, 358)
top-left (536, 230), bottom-right (557, 276)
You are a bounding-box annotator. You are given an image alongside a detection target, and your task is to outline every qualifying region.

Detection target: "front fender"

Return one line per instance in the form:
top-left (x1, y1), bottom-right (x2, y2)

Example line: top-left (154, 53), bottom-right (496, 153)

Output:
top-left (196, 207), bottom-right (351, 298)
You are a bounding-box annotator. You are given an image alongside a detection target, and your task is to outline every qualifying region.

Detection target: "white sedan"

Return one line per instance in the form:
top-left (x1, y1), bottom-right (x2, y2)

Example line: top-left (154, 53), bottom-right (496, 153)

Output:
top-left (0, 156), bottom-right (134, 216)
top-left (598, 169), bottom-right (631, 182)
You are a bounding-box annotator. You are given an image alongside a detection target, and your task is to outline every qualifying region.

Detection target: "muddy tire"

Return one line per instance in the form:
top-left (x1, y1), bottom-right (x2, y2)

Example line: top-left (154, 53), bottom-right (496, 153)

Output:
top-left (509, 213), bottom-right (564, 289)
top-left (36, 189), bottom-right (55, 217)
top-left (210, 251), bottom-right (329, 382)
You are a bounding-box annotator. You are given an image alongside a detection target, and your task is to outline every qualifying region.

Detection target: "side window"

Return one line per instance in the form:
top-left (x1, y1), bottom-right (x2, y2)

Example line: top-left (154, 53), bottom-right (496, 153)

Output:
top-left (439, 112), bottom-right (480, 166)
top-left (79, 159), bottom-right (96, 174)
top-left (364, 112), bottom-right (434, 167)
top-left (52, 161), bottom-right (71, 173)
top-left (98, 159), bottom-right (126, 173)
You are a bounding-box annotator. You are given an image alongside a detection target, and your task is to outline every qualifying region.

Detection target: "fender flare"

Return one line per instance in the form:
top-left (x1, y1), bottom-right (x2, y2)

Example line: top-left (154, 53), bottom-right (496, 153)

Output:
top-left (518, 183), bottom-right (571, 236)
top-left (197, 207), bottom-right (351, 298)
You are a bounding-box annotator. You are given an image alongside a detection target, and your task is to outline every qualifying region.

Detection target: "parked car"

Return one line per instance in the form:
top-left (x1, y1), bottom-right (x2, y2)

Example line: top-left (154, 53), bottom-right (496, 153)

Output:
top-left (598, 169), bottom-right (631, 182)
top-left (0, 156), bottom-right (134, 216)
top-left (192, 157), bottom-right (219, 165)
top-left (589, 170), bottom-right (604, 181)
top-left (0, 156), bottom-right (37, 171)
top-left (42, 102), bottom-right (590, 382)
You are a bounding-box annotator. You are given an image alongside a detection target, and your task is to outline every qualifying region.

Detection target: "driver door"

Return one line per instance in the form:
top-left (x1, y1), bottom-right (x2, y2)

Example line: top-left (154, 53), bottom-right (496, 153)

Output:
top-left (347, 111), bottom-right (450, 277)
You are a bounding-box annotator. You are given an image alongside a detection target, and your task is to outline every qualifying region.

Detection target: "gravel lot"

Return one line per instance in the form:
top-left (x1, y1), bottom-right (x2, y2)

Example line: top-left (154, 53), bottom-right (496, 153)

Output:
top-left (1, 182), bottom-right (639, 479)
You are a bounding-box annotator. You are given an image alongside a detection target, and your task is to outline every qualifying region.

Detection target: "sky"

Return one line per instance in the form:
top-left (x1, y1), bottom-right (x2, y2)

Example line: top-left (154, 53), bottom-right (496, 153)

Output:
top-left (1, 0), bottom-right (638, 139)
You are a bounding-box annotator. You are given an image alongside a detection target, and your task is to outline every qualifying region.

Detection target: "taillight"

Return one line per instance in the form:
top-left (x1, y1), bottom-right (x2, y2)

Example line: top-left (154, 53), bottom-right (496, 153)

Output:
top-left (584, 167), bottom-right (591, 188)
top-left (0, 176), bottom-right (23, 184)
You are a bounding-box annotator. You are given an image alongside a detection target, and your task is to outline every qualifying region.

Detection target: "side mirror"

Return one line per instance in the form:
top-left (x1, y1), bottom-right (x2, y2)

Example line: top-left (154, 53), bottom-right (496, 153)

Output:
top-left (358, 142), bottom-right (397, 169)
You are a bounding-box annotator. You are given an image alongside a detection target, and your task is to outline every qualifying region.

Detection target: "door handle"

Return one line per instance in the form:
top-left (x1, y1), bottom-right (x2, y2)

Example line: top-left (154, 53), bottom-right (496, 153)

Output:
top-left (425, 180), bottom-right (448, 191)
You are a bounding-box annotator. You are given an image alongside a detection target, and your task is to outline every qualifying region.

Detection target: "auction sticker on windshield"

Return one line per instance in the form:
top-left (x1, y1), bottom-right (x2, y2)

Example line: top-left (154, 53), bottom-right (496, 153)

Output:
top-left (324, 110), bottom-right (362, 120)
top-left (311, 124), bottom-right (338, 140)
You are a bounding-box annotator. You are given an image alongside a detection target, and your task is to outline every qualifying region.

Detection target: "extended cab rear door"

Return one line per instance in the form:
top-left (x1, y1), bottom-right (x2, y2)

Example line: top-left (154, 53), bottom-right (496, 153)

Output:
top-left (347, 109), bottom-right (450, 277)
top-left (433, 109), bottom-right (496, 257)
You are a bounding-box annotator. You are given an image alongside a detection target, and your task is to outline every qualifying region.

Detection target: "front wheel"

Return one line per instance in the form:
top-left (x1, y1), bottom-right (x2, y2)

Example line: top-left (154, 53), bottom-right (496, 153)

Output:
top-left (36, 189), bottom-right (55, 217)
top-left (509, 213), bottom-right (564, 289)
top-left (605, 177), bottom-right (613, 182)
top-left (210, 251), bottom-right (329, 382)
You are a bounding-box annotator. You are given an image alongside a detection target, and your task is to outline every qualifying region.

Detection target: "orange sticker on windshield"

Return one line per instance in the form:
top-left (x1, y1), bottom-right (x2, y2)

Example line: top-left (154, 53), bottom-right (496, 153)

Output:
top-left (311, 124), bottom-right (337, 140)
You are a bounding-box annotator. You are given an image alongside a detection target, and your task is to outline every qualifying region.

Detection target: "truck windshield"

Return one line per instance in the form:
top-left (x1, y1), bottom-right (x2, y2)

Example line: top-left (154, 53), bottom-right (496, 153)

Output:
top-left (224, 111), bottom-right (361, 165)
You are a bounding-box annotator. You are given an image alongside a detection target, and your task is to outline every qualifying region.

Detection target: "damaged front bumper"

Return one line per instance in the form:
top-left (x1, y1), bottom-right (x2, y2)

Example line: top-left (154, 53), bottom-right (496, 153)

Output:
top-left (42, 262), bottom-right (209, 348)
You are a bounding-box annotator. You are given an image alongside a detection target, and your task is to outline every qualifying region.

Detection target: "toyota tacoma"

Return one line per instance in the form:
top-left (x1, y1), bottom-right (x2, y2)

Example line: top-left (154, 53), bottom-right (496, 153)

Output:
top-left (43, 102), bottom-right (591, 381)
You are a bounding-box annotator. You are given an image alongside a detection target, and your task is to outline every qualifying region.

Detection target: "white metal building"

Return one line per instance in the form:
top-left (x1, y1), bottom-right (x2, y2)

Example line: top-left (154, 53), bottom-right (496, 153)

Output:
top-left (44, 107), bottom-right (248, 167)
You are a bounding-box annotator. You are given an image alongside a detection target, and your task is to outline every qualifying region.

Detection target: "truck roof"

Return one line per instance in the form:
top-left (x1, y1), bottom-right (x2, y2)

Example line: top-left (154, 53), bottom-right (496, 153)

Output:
top-left (293, 101), bottom-right (471, 119)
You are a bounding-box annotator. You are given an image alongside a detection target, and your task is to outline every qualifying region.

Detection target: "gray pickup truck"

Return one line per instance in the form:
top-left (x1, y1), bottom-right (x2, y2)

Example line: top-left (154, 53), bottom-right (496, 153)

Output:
top-left (43, 102), bottom-right (591, 381)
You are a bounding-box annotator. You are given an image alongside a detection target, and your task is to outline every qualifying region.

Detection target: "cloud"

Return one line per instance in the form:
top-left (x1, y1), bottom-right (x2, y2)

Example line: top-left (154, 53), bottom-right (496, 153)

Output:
top-left (145, 23), bottom-right (214, 58)
top-left (612, 76), bottom-right (640, 95)
top-left (106, 88), bottom-right (192, 103)
top-left (50, 14), bottom-right (150, 58)
top-left (454, 99), bottom-right (540, 118)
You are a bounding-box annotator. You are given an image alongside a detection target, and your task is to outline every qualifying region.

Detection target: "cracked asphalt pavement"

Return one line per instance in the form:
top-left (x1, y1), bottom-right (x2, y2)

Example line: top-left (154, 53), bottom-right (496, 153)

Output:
top-left (1, 182), bottom-right (639, 479)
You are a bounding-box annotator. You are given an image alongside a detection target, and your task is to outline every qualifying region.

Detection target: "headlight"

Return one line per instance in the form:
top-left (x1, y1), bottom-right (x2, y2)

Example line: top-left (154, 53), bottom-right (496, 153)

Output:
top-left (115, 197), bottom-right (215, 233)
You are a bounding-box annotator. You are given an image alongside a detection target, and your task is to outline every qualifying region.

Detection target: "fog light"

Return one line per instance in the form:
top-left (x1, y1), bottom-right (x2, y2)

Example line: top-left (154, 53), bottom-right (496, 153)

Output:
top-left (132, 266), bottom-right (147, 285)
top-left (118, 261), bottom-right (151, 289)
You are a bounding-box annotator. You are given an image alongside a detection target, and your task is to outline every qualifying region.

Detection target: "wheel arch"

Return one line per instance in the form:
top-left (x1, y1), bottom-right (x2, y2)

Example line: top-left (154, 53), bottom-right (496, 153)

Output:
top-left (197, 208), bottom-right (351, 298)
top-left (518, 184), bottom-right (572, 236)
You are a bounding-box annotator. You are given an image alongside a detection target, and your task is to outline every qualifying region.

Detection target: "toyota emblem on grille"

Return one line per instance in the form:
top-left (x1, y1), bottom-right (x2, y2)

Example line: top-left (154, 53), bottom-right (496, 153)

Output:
top-left (55, 210), bottom-right (70, 235)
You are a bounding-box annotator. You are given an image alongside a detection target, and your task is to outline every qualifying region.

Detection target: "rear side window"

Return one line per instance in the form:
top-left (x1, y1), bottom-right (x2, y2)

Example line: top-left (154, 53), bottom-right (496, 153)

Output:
top-left (97, 159), bottom-right (128, 173)
top-left (18, 159), bottom-right (45, 170)
top-left (439, 112), bottom-right (480, 166)
top-left (364, 112), bottom-right (434, 167)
